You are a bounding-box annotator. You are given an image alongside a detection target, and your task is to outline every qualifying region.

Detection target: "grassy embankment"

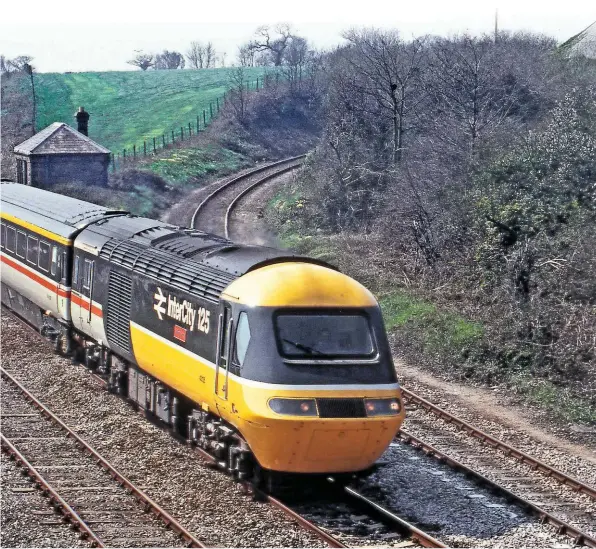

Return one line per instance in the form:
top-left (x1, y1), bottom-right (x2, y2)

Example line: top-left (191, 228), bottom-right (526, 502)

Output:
top-left (33, 69), bottom-right (265, 187)
top-left (29, 69), bottom-right (267, 216)
top-left (267, 187), bottom-right (596, 425)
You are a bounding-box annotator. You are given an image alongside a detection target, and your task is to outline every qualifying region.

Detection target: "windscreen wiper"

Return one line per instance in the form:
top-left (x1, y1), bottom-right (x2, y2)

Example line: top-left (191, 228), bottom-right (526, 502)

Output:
top-left (281, 338), bottom-right (331, 357)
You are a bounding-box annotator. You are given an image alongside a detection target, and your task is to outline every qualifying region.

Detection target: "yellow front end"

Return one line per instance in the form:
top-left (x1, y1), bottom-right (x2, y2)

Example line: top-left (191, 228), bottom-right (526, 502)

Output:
top-left (232, 385), bottom-right (404, 473)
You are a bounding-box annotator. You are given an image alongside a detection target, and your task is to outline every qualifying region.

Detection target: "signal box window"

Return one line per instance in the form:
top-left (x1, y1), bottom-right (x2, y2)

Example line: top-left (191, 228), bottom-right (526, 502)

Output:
top-left (16, 231), bottom-right (26, 259)
top-left (0, 223), bottom-right (5, 249)
top-left (5, 226), bottom-right (16, 253)
top-left (233, 312), bottom-right (251, 368)
top-left (39, 241), bottom-right (51, 272)
top-left (27, 236), bottom-right (38, 265)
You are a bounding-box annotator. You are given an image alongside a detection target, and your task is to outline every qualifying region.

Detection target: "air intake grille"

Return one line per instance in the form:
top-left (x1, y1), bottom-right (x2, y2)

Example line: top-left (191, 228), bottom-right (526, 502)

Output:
top-left (316, 398), bottom-right (366, 418)
top-left (106, 270), bottom-right (132, 353)
top-left (99, 239), bottom-right (235, 304)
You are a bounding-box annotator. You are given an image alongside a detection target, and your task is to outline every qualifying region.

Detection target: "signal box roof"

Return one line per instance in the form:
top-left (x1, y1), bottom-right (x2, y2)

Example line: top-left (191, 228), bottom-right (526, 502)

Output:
top-left (14, 123), bottom-right (111, 156)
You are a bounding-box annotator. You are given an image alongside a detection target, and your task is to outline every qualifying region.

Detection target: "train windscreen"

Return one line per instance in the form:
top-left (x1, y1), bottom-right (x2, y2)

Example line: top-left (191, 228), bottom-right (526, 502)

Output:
top-left (275, 313), bottom-right (375, 359)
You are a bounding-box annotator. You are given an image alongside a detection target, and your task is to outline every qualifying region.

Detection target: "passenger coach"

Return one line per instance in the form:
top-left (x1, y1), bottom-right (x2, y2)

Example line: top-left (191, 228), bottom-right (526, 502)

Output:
top-left (1, 183), bottom-right (405, 483)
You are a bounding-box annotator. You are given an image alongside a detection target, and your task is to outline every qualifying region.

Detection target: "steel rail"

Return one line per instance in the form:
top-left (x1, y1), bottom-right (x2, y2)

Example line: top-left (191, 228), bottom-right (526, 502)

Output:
top-left (1, 434), bottom-right (105, 548)
top-left (401, 388), bottom-right (596, 500)
top-left (224, 162), bottom-right (302, 239)
top-left (190, 154), bottom-right (307, 229)
top-left (0, 367), bottom-right (207, 549)
top-left (343, 486), bottom-right (446, 548)
top-left (189, 442), bottom-right (346, 548)
top-left (2, 308), bottom-right (344, 547)
top-left (398, 429), bottom-right (596, 548)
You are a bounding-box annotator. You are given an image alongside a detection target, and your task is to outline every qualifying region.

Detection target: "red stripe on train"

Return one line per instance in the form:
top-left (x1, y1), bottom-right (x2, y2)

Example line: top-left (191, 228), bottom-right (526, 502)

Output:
top-left (1, 254), bottom-right (70, 298)
top-left (71, 292), bottom-right (103, 318)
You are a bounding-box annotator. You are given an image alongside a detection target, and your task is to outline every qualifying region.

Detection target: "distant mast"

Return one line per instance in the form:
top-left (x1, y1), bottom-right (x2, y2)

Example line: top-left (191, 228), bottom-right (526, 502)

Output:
top-left (494, 9), bottom-right (499, 43)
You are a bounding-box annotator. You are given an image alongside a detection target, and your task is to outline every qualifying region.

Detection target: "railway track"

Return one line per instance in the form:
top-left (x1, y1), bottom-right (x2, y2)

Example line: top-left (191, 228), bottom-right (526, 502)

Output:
top-left (191, 154), bottom-right (305, 237)
top-left (0, 366), bottom-right (206, 549)
top-left (2, 308), bottom-right (443, 548)
top-left (2, 158), bottom-right (595, 547)
top-left (397, 390), bottom-right (596, 546)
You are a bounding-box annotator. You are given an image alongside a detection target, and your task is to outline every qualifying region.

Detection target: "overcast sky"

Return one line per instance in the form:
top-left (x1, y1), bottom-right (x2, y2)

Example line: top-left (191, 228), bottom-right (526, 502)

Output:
top-left (0, 0), bottom-right (594, 72)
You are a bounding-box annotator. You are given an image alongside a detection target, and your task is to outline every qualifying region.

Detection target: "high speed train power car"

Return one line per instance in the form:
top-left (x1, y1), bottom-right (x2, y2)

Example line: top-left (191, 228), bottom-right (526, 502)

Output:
top-left (0, 183), bottom-right (405, 483)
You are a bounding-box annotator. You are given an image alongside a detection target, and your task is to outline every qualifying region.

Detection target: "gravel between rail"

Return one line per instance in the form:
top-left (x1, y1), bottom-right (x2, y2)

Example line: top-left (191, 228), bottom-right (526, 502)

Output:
top-left (0, 314), bottom-right (326, 548)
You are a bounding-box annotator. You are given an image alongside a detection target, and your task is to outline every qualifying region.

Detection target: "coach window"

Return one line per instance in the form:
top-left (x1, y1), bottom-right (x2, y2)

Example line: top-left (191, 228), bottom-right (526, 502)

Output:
top-left (0, 223), bottom-right (5, 249)
top-left (16, 231), bottom-right (27, 259)
top-left (27, 236), bottom-right (38, 265)
top-left (39, 241), bottom-right (51, 272)
top-left (233, 312), bottom-right (251, 369)
top-left (5, 226), bottom-right (16, 253)
top-left (83, 259), bottom-right (93, 290)
top-left (50, 246), bottom-right (59, 276)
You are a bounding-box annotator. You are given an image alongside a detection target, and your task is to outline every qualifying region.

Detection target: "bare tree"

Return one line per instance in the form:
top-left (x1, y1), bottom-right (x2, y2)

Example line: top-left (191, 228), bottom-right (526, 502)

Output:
top-left (237, 44), bottom-right (256, 67)
top-left (425, 34), bottom-right (518, 156)
top-left (248, 24), bottom-right (293, 66)
top-left (204, 42), bottom-right (216, 68)
top-left (187, 41), bottom-right (205, 69)
top-left (1, 55), bottom-right (34, 74)
top-left (282, 35), bottom-right (309, 89)
top-left (154, 50), bottom-right (185, 70)
top-left (228, 67), bottom-right (248, 124)
top-left (219, 51), bottom-right (227, 68)
top-left (127, 51), bottom-right (154, 71)
top-left (342, 28), bottom-right (427, 164)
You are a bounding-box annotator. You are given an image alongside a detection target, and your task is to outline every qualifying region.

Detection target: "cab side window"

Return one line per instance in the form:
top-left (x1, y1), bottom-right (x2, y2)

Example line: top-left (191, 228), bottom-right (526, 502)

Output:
top-left (233, 312), bottom-right (251, 370)
top-left (0, 223), bottom-right (5, 249)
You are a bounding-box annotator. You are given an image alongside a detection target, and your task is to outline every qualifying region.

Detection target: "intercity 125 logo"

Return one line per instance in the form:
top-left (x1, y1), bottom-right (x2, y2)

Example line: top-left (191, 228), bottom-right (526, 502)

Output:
top-left (153, 287), bottom-right (210, 334)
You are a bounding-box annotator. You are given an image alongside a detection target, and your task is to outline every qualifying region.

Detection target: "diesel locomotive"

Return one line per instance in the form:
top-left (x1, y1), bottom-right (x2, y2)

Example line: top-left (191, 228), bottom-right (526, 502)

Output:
top-left (0, 183), bottom-right (405, 482)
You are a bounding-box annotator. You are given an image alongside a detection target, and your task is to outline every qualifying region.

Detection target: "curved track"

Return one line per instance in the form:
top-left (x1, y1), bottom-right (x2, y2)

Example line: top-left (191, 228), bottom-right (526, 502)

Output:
top-left (191, 155), bottom-right (305, 237)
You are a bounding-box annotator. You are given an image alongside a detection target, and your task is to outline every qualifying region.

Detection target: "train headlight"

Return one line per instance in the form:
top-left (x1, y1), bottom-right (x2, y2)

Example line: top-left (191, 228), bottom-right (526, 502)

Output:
top-left (268, 398), bottom-right (318, 416)
top-left (364, 398), bottom-right (402, 416)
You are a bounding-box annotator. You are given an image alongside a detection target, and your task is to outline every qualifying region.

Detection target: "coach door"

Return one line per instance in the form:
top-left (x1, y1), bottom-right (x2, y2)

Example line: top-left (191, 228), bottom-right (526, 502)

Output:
top-left (215, 303), bottom-right (233, 402)
top-left (72, 254), bottom-right (95, 332)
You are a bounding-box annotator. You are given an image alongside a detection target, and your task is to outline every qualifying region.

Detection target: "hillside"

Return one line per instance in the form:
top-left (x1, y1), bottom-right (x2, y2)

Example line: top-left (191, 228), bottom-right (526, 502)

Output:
top-left (30, 68), bottom-right (266, 153)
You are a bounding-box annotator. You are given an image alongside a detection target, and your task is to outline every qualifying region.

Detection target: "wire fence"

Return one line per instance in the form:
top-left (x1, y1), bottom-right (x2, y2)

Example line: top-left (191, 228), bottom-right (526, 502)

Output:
top-left (111, 73), bottom-right (282, 172)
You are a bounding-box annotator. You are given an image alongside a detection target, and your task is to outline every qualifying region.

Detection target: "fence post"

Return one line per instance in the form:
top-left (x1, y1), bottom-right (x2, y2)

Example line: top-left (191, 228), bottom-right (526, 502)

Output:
top-left (162, 134), bottom-right (166, 148)
top-left (203, 110), bottom-right (206, 126)
top-left (209, 103), bottom-right (213, 119)
top-left (111, 153), bottom-right (115, 172)
top-left (143, 141), bottom-right (146, 156)
top-left (181, 127), bottom-right (184, 140)
top-left (123, 149), bottom-right (126, 160)
top-left (188, 122), bottom-right (192, 136)
top-left (171, 130), bottom-right (175, 143)
top-left (197, 115), bottom-right (200, 132)
top-left (216, 97), bottom-right (219, 112)
top-left (133, 144), bottom-right (136, 158)
top-left (246, 81), bottom-right (250, 92)
top-left (153, 137), bottom-right (156, 153)
top-left (256, 77), bottom-right (259, 90)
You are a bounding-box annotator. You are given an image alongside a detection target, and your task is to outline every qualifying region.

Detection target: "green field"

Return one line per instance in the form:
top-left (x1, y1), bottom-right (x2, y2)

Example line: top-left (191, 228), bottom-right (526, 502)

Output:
top-left (33, 68), bottom-right (266, 153)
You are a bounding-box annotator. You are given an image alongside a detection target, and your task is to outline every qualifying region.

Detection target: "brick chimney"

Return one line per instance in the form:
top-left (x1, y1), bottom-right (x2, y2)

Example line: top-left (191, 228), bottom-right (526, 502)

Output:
top-left (75, 106), bottom-right (90, 136)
